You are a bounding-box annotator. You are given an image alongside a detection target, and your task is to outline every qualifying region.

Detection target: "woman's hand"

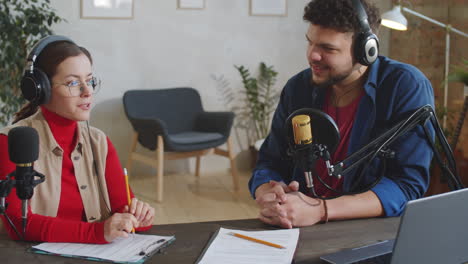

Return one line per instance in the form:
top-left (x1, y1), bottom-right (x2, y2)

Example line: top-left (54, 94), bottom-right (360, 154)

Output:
top-left (103, 213), bottom-right (138, 242)
top-left (124, 198), bottom-right (155, 228)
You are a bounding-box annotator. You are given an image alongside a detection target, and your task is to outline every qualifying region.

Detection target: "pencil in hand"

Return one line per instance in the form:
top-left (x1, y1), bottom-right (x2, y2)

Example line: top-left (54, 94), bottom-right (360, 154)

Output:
top-left (124, 168), bottom-right (135, 234)
top-left (229, 232), bottom-right (285, 249)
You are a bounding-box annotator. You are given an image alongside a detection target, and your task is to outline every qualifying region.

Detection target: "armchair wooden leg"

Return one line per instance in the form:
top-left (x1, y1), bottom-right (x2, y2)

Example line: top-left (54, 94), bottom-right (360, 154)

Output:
top-left (195, 156), bottom-right (201, 177)
top-left (226, 137), bottom-right (239, 191)
top-left (125, 132), bottom-right (139, 173)
top-left (156, 135), bottom-right (164, 202)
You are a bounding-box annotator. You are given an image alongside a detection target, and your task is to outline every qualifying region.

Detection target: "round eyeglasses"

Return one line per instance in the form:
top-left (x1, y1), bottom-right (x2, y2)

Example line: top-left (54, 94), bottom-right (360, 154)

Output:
top-left (55, 76), bottom-right (101, 97)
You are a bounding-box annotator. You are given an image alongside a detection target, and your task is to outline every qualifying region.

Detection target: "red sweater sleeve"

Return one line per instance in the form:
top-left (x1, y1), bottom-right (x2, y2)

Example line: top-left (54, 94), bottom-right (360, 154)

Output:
top-left (105, 137), bottom-right (151, 232)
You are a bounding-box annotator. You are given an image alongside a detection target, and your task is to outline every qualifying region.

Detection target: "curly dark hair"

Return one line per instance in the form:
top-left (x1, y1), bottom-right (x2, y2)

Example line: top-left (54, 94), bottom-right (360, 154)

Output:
top-left (303, 0), bottom-right (381, 34)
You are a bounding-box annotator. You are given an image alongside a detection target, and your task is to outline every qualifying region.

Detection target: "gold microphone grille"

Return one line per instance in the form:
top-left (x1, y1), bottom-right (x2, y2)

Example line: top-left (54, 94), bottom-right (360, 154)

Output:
top-left (292, 115), bottom-right (312, 145)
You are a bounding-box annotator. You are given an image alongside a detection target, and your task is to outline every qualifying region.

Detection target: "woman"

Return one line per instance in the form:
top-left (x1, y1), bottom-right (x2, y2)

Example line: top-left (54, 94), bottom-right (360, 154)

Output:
top-left (0, 36), bottom-right (155, 243)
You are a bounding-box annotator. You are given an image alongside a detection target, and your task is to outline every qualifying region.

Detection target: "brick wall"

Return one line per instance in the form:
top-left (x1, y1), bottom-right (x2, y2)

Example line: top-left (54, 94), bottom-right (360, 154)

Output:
top-left (388, 0), bottom-right (468, 156)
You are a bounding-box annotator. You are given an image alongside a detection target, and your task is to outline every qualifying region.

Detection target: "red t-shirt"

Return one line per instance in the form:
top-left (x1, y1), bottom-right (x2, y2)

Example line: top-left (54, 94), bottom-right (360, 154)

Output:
top-left (312, 89), bottom-right (364, 197)
top-left (0, 107), bottom-right (149, 243)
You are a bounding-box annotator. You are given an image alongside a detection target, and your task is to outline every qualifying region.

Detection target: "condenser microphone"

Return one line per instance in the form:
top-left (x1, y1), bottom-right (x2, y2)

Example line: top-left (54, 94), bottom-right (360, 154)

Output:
top-left (286, 108), bottom-right (340, 196)
top-left (291, 115), bottom-right (315, 190)
top-left (8, 126), bottom-right (40, 234)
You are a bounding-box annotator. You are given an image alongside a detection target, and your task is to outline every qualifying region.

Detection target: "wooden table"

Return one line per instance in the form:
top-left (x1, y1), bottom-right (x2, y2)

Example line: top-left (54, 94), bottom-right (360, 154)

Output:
top-left (0, 217), bottom-right (399, 263)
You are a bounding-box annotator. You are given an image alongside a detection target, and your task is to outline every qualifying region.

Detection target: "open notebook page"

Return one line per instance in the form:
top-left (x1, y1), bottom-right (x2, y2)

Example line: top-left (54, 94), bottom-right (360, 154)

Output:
top-left (197, 227), bottom-right (299, 264)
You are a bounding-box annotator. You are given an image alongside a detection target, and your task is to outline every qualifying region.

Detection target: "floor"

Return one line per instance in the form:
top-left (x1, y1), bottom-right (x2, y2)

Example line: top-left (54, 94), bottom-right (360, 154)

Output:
top-left (129, 169), bottom-right (259, 225)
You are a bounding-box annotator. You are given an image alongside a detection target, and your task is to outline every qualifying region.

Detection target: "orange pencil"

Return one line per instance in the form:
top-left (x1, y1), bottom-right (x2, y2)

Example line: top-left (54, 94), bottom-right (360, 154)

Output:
top-left (124, 168), bottom-right (135, 234)
top-left (229, 232), bottom-right (285, 249)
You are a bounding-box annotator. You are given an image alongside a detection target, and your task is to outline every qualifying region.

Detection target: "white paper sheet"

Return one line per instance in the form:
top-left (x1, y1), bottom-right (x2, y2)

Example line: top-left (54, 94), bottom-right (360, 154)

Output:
top-left (197, 227), bottom-right (299, 264)
top-left (32, 233), bottom-right (175, 263)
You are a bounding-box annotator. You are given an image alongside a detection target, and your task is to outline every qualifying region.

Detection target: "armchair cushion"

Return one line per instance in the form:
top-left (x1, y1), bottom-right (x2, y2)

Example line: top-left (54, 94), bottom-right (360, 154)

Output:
top-left (168, 131), bottom-right (223, 145)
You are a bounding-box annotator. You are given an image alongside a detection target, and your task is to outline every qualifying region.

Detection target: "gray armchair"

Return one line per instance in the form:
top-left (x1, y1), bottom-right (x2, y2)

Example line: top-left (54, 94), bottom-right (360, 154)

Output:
top-left (123, 87), bottom-right (239, 202)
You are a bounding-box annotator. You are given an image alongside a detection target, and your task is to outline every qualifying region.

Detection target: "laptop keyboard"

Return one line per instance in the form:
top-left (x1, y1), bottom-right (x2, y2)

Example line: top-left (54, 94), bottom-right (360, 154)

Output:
top-left (355, 252), bottom-right (393, 264)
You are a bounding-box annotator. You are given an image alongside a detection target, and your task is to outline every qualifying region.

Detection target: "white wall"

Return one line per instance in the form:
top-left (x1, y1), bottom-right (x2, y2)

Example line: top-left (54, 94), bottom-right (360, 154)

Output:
top-left (49, 0), bottom-right (390, 174)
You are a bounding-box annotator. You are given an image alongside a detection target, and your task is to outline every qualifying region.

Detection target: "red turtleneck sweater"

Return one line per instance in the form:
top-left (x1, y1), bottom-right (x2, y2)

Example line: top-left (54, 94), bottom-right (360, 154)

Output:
top-left (0, 107), bottom-right (148, 243)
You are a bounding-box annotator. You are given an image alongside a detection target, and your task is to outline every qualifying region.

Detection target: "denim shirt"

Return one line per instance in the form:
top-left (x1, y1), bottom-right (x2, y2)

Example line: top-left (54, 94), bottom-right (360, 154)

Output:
top-left (249, 56), bottom-right (435, 217)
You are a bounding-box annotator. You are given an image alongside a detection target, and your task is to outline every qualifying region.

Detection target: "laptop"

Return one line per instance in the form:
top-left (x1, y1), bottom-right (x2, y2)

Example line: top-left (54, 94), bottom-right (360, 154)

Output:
top-left (320, 188), bottom-right (468, 264)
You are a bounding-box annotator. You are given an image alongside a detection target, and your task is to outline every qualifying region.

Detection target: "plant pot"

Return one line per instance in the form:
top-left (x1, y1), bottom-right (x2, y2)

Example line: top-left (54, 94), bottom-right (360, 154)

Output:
top-left (249, 139), bottom-right (265, 169)
top-left (249, 146), bottom-right (259, 169)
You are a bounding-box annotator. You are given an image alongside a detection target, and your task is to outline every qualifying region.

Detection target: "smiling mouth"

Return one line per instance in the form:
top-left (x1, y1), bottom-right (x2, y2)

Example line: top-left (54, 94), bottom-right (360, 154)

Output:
top-left (311, 65), bottom-right (327, 73)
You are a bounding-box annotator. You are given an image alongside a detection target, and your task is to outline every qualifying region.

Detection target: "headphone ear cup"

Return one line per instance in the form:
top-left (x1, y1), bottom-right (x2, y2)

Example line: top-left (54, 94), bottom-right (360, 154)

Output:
top-left (354, 32), bottom-right (379, 66)
top-left (21, 71), bottom-right (40, 103)
top-left (36, 69), bottom-right (52, 105)
top-left (20, 69), bottom-right (51, 105)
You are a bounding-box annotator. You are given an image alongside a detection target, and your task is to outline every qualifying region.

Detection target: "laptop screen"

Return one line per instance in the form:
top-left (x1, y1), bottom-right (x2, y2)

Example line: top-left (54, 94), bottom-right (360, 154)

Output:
top-left (321, 188), bottom-right (468, 264)
top-left (391, 188), bottom-right (468, 264)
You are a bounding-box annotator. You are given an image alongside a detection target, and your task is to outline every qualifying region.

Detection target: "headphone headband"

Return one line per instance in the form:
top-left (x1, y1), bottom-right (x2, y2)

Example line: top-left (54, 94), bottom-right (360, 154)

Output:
top-left (27, 35), bottom-right (75, 63)
top-left (352, 0), bottom-right (372, 33)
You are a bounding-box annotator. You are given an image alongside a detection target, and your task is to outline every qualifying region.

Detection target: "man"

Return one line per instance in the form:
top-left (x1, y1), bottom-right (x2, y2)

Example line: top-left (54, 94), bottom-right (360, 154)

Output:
top-left (249, 0), bottom-right (434, 228)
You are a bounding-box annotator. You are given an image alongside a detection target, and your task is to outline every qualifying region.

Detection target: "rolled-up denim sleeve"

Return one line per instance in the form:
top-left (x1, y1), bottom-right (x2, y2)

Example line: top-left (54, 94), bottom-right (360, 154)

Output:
top-left (372, 177), bottom-right (406, 216)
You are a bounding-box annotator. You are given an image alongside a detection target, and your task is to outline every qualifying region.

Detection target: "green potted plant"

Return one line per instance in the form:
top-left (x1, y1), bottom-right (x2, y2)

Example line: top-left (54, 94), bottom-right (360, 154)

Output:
top-left (234, 62), bottom-right (279, 149)
top-left (213, 62), bottom-right (280, 167)
top-left (0, 0), bottom-right (63, 126)
top-left (448, 59), bottom-right (468, 86)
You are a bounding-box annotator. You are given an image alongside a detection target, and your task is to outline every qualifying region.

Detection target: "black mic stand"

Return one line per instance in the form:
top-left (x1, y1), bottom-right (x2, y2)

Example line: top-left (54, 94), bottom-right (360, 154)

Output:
top-left (289, 142), bottom-right (333, 197)
top-left (287, 105), bottom-right (464, 200)
top-left (327, 105), bottom-right (463, 194)
top-left (0, 170), bottom-right (45, 240)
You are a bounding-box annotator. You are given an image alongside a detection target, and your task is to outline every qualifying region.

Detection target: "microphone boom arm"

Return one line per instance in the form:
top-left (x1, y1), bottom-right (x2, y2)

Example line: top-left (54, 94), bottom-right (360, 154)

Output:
top-left (328, 105), bottom-right (463, 191)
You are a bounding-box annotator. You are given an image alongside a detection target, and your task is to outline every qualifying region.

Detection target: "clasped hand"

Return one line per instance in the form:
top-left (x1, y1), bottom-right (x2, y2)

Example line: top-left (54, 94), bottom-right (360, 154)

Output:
top-left (255, 181), bottom-right (325, 228)
top-left (104, 198), bottom-right (155, 242)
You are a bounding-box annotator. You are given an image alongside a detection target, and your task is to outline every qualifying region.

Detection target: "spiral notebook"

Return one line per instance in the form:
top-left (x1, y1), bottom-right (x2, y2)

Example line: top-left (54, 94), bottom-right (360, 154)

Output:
top-left (30, 233), bottom-right (175, 264)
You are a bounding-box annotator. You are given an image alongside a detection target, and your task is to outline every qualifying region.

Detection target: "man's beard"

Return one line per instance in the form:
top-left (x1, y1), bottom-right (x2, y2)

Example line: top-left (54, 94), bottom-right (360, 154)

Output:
top-left (310, 64), bottom-right (357, 89)
top-left (310, 69), bottom-right (353, 88)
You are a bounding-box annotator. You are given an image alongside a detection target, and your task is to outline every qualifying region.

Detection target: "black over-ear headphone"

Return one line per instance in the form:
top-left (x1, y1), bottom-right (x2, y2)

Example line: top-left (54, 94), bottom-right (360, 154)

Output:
top-left (351, 0), bottom-right (379, 66)
top-left (21, 35), bottom-right (75, 105)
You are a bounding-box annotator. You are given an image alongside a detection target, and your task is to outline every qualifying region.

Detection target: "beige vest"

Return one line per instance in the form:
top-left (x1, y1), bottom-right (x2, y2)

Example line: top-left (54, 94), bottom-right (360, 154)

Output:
top-left (0, 110), bottom-right (111, 222)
